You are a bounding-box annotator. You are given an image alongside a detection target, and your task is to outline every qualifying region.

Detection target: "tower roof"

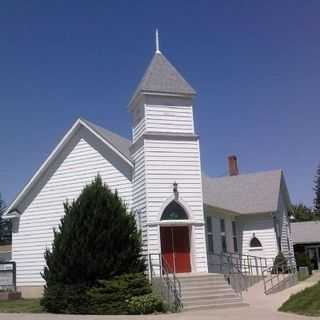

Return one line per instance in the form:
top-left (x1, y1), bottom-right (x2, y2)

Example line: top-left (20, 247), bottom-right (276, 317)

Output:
top-left (130, 52), bottom-right (196, 105)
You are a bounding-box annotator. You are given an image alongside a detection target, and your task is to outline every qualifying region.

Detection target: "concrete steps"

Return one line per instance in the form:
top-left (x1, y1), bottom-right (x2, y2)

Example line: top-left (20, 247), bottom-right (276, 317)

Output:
top-left (178, 273), bottom-right (248, 311)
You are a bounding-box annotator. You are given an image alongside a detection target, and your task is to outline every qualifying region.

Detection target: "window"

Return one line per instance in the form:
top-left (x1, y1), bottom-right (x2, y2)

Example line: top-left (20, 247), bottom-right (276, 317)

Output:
top-left (232, 221), bottom-right (238, 252)
top-left (161, 201), bottom-right (188, 220)
top-left (250, 236), bottom-right (262, 248)
top-left (206, 216), bottom-right (214, 254)
top-left (220, 219), bottom-right (227, 252)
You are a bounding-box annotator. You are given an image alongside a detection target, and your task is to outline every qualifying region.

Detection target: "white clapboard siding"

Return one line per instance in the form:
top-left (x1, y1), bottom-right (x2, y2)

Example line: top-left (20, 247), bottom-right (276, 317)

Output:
top-left (131, 145), bottom-right (148, 253)
top-left (145, 105), bottom-right (194, 134)
top-left (239, 214), bottom-right (278, 266)
top-left (144, 137), bottom-right (208, 272)
top-left (132, 118), bottom-right (145, 143)
top-left (13, 132), bottom-right (132, 287)
top-left (132, 103), bottom-right (145, 142)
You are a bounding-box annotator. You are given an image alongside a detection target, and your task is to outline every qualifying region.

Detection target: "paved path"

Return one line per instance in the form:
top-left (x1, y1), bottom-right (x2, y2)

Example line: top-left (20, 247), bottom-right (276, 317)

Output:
top-left (0, 273), bottom-right (319, 320)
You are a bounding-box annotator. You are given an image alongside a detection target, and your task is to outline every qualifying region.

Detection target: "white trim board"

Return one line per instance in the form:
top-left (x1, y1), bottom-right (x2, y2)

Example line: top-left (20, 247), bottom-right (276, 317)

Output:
top-left (4, 118), bottom-right (133, 217)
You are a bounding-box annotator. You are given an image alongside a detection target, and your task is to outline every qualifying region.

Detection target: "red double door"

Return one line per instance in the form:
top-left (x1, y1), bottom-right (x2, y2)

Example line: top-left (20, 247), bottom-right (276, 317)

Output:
top-left (160, 226), bottom-right (191, 273)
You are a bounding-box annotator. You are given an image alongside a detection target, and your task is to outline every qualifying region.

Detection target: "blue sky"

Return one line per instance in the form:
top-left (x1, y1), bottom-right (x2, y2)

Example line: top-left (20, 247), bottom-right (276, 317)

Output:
top-left (1, 1), bottom-right (319, 207)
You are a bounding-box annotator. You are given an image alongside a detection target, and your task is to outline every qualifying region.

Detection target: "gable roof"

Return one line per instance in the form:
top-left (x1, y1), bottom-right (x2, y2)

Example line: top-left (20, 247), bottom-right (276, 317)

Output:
top-left (130, 52), bottom-right (196, 104)
top-left (202, 170), bottom-right (285, 215)
top-left (291, 221), bottom-right (320, 244)
top-left (4, 118), bottom-right (133, 217)
top-left (81, 119), bottom-right (132, 161)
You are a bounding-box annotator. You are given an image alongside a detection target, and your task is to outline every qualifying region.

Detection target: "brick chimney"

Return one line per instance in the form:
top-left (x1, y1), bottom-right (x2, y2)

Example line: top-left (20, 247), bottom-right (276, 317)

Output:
top-left (228, 155), bottom-right (239, 176)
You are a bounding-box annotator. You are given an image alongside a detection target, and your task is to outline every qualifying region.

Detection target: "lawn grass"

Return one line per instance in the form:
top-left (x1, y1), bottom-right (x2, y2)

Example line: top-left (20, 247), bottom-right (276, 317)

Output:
top-left (279, 281), bottom-right (320, 316)
top-left (0, 299), bottom-right (43, 313)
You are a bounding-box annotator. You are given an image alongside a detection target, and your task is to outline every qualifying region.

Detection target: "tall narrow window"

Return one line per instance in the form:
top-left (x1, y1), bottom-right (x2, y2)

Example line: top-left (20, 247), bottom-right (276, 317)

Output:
top-left (232, 221), bottom-right (238, 252)
top-left (206, 216), bottom-right (214, 254)
top-left (220, 219), bottom-right (227, 253)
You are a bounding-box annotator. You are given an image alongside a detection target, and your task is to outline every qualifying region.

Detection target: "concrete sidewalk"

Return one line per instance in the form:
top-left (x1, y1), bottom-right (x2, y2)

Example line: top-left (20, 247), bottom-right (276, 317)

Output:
top-left (0, 273), bottom-right (319, 320)
top-left (242, 271), bottom-right (320, 313)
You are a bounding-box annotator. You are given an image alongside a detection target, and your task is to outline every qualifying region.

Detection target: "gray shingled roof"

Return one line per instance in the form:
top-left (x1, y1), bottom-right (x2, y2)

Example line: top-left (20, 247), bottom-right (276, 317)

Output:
top-left (131, 52), bottom-right (196, 102)
top-left (291, 221), bottom-right (320, 244)
top-left (82, 119), bottom-right (132, 161)
top-left (202, 170), bottom-right (283, 214)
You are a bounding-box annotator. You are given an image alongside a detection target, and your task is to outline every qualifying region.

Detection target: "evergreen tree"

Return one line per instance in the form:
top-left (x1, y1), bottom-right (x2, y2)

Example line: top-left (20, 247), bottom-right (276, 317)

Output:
top-left (289, 203), bottom-right (314, 222)
top-left (42, 176), bottom-right (145, 288)
top-left (314, 164), bottom-right (320, 217)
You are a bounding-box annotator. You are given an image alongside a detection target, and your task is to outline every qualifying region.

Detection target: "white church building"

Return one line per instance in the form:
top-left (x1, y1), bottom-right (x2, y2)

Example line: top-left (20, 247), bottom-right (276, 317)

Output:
top-left (4, 39), bottom-right (294, 299)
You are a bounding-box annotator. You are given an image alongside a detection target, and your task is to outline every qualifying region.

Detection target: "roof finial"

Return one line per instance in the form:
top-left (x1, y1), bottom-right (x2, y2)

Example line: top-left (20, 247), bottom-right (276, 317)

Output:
top-left (155, 29), bottom-right (161, 54)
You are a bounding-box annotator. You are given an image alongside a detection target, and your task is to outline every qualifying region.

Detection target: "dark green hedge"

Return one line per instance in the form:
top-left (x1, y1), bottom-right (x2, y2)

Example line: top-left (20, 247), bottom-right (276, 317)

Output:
top-left (40, 273), bottom-right (155, 314)
top-left (87, 273), bottom-right (152, 314)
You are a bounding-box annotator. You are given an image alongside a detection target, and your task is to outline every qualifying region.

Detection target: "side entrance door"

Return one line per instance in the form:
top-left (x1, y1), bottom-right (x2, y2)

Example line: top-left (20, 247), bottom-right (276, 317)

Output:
top-left (160, 226), bottom-right (191, 273)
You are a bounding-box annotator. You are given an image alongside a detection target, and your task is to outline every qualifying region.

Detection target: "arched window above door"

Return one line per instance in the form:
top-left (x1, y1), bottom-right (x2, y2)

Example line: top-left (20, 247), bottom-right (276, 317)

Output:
top-left (161, 201), bottom-right (188, 220)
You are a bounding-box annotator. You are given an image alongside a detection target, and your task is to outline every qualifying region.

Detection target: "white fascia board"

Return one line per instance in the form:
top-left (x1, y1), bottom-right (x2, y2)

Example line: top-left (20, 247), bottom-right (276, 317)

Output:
top-left (79, 119), bottom-right (133, 168)
top-left (4, 118), bottom-right (133, 217)
top-left (4, 119), bottom-right (83, 217)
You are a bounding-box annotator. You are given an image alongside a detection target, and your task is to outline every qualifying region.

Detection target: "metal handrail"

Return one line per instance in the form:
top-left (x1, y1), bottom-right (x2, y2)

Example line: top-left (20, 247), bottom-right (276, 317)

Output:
top-left (147, 254), bottom-right (183, 311)
top-left (208, 252), bottom-right (248, 295)
top-left (161, 255), bottom-right (182, 300)
top-left (262, 256), bottom-right (297, 294)
top-left (208, 251), bottom-right (269, 276)
top-left (224, 251), bottom-right (269, 276)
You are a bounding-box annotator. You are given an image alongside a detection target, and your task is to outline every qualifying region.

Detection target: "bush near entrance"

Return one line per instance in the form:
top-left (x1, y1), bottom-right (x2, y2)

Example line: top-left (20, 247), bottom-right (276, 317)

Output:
top-left (271, 252), bottom-right (288, 274)
top-left (40, 176), bottom-right (163, 314)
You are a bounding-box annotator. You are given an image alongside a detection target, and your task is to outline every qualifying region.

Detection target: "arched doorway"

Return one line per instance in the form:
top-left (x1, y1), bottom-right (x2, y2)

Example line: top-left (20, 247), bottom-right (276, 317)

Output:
top-left (160, 201), bottom-right (191, 273)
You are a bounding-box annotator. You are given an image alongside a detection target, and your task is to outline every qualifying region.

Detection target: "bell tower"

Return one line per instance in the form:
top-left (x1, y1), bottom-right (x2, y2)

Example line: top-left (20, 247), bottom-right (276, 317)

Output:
top-left (130, 33), bottom-right (208, 273)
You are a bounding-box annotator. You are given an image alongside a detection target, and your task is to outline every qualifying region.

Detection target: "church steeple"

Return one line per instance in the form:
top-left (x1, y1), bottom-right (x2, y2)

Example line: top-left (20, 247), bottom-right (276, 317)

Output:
top-left (155, 29), bottom-right (161, 54)
top-left (129, 34), bottom-right (196, 106)
top-left (130, 34), bottom-right (208, 274)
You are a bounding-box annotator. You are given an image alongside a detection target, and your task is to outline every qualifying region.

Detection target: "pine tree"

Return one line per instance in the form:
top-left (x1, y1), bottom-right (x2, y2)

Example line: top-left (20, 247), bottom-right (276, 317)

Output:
top-left (42, 176), bottom-right (145, 288)
top-left (289, 203), bottom-right (314, 222)
top-left (313, 164), bottom-right (320, 218)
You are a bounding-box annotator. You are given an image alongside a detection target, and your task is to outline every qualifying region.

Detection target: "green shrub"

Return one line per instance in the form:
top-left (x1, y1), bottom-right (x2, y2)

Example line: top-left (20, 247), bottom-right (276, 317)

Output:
top-left (41, 273), bottom-right (154, 314)
top-left (272, 252), bottom-right (288, 274)
top-left (40, 284), bottom-right (90, 314)
top-left (295, 252), bottom-right (312, 275)
top-left (42, 176), bottom-right (145, 288)
top-left (87, 273), bottom-right (152, 315)
top-left (127, 293), bottom-right (164, 314)
top-left (41, 176), bottom-right (146, 313)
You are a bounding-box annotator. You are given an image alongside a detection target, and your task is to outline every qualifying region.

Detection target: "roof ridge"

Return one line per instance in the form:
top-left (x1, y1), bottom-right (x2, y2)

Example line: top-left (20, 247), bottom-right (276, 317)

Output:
top-left (80, 118), bottom-right (132, 161)
top-left (203, 169), bottom-right (282, 181)
top-left (81, 118), bottom-right (131, 144)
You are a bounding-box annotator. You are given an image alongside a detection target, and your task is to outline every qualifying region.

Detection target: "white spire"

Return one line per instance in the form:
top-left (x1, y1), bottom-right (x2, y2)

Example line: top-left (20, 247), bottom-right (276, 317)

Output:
top-left (155, 29), bottom-right (161, 54)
